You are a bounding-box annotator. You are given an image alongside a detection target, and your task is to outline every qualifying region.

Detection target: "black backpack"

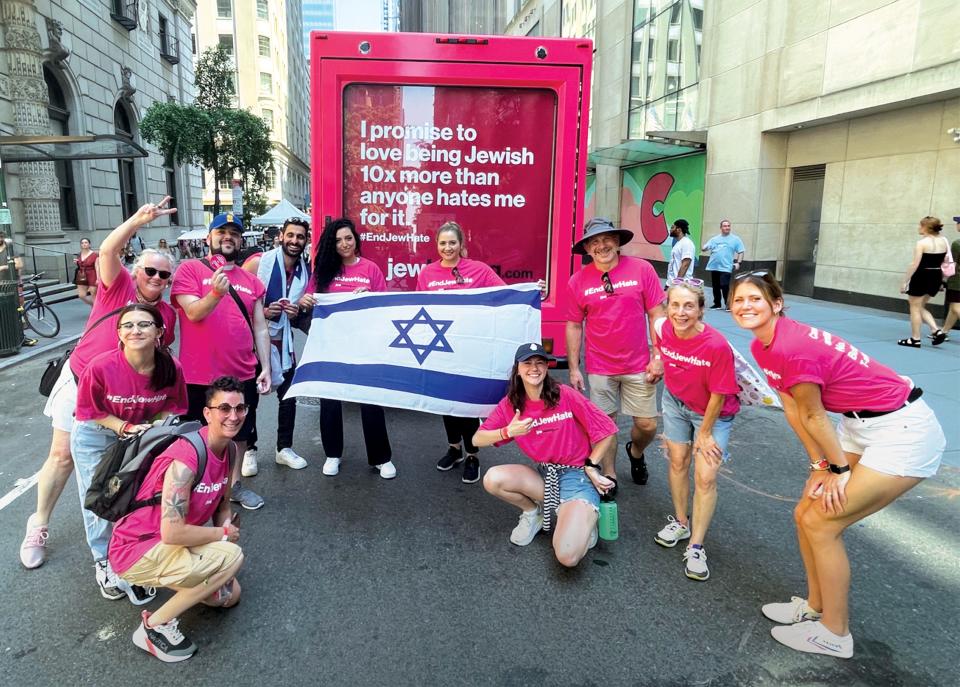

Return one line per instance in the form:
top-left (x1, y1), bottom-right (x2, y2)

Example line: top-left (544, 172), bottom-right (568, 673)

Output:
top-left (84, 420), bottom-right (214, 522)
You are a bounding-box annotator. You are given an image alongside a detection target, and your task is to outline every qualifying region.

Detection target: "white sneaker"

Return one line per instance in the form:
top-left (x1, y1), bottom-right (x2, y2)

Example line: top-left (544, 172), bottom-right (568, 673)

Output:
top-left (683, 545), bottom-right (710, 581)
top-left (275, 448), bottom-right (307, 470)
top-left (588, 525), bottom-right (598, 550)
top-left (322, 457), bottom-right (341, 476)
top-left (770, 620), bottom-right (853, 659)
top-left (241, 448), bottom-right (259, 477)
top-left (510, 507), bottom-right (542, 546)
top-left (377, 461), bottom-right (397, 479)
top-left (762, 596), bottom-right (822, 625)
top-left (654, 515), bottom-right (691, 547)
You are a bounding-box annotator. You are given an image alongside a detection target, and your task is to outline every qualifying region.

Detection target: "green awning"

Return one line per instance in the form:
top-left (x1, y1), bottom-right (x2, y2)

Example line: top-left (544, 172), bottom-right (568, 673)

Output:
top-left (588, 137), bottom-right (703, 168)
top-left (0, 134), bottom-right (148, 163)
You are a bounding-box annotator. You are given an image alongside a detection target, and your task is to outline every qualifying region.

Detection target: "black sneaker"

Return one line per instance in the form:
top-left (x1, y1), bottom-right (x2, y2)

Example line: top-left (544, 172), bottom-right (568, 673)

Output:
top-left (132, 611), bottom-right (197, 663)
top-left (461, 456), bottom-right (480, 484)
top-left (94, 559), bottom-right (125, 600)
top-left (710, 305), bottom-right (723, 310)
top-left (124, 583), bottom-right (157, 606)
top-left (626, 441), bottom-right (648, 485)
top-left (437, 445), bottom-right (464, 471)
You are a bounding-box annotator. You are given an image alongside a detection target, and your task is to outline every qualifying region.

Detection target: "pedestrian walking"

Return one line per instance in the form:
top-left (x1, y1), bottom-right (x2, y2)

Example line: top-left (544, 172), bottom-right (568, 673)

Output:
top-left (308, 217), bottom-right (397, 479)
top-left (417, 221), bottom-right (505, 484)
top-left (899, 216), bottom-right (950, 346)
top-left (171, 212), bottom-right (272, 511)
top-left (565, 217), bottom-right (666, 490)
top-left (473, 343), bottom-right (616, 567)
top-left (652, 279), bottom-right (740, 581)
top-left (110, 376), bottom-right (246, 663)
top-left (666, 219), bottom-right (696, 283)
top-left (701, 220), bottom-right (744, 309)
top-left (21, 198), bottom-right (177, 573)
top-left (71, 303), bottom-right (187, 604)
top-left (730, 271), bottom-right (945, 659)
top-left (937, 215), bottom-right (960, 340)
top-left (74, 237), bottom-right (98, 305)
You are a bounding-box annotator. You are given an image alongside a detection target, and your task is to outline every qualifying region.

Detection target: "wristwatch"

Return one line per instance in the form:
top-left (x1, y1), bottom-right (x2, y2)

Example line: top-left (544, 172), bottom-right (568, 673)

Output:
top-left (583, 459), bottom-right (601, 472)
top-left (828, 463), bottom-right (851, 475)
top-left (809, 459), bottom-right (829, 471)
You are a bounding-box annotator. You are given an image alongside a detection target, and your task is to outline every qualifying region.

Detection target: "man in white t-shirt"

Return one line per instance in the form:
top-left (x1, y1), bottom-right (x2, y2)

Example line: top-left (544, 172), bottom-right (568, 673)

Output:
top-left (666, 219), bottom-right (696, 283)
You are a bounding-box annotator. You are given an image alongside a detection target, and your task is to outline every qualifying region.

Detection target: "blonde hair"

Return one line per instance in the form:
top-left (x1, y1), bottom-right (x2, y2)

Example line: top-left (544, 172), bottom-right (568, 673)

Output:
top-left (133, 248), bottom-right (175, 277)
top-left (437, 221), bottom-right (467, 258)
top-left (666, 283), bottom-right (706, 320)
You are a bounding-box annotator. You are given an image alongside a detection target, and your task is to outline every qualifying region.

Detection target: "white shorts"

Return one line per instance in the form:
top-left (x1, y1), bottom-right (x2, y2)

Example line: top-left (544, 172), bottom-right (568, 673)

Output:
top-left (42, 361), bottom-right (77, 433)
top-left (837, 399), bottom-right (945, 478)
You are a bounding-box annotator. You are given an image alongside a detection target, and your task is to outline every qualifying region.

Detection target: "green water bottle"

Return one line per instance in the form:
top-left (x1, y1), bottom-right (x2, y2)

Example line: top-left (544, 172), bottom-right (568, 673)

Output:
top-left (599, 497), bottom-right (619, 541)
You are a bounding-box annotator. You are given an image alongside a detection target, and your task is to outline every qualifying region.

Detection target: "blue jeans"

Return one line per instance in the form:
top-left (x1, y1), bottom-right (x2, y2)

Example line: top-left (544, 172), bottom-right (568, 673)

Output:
top-left (661, 389), bottom-right (735, 462)
top-left (70, 420), bottom-right (116, 561)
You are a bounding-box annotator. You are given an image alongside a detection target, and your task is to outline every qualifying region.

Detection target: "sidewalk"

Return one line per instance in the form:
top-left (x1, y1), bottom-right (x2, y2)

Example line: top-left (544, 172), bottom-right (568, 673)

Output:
top-left (0, 297), bottom-right (89, 372)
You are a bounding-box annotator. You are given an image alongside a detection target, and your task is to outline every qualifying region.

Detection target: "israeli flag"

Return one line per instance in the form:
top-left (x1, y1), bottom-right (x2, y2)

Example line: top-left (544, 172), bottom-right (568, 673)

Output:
top-left (286, 284), bottom-right (542, 417)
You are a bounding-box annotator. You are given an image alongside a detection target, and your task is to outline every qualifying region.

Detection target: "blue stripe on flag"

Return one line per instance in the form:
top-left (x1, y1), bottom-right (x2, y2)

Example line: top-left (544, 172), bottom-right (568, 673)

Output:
top-left (313, 288), bottom-right (539, 319)
top-left (292, 362), bottom-right (508, 405)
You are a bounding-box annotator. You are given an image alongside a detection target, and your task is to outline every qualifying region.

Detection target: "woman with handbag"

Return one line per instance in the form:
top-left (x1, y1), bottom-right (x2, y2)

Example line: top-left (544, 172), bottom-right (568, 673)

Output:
top-left (74, 237), bottom-right (98, 305)
top-left (899, 216), bottom-right (950, 347)
top-left (936, 216), bottom-right (960, 342)
top-left (71, 303), bottom-right (188, 604)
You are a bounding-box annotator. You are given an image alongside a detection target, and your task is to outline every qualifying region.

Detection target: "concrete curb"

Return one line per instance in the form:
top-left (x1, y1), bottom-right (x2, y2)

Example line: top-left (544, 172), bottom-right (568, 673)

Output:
top-left (0, 333), bottom-right (80, 372)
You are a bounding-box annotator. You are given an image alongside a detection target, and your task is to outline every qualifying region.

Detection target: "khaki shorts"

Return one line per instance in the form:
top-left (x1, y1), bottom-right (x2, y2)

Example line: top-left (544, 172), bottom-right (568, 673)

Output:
top-left (587, 373), bottom-right (658, 418)
top-left (121, 540), bottom-right (242, 589)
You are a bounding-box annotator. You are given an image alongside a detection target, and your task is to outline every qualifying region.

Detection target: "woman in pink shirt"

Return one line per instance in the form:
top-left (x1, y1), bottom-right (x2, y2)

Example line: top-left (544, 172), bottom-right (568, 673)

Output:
top-left (310, 218), bottom-right (396, 479)
top-left (473, 343), bottom-right (617, 567)
top-left (653, 280), bottom-right (739, 582)
top-left (418, 221), bottom-right (506, 485)
top-left (71, 303), bottom-right (188, 604)
top-left (730, 271), bottom-right (945, 659)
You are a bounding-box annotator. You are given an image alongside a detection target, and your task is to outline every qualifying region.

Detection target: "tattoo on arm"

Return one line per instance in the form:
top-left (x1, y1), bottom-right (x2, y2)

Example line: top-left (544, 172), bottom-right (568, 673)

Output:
top-left (161, 461), bottom-right (194, 523)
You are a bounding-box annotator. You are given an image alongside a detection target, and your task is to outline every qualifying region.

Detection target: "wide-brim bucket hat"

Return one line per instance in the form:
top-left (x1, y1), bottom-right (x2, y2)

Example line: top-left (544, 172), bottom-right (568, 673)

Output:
top-left (572, 217), bottom-right (634, 255)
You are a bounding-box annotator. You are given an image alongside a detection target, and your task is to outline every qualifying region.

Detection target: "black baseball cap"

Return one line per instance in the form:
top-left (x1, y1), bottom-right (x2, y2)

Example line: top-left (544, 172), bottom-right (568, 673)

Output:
top-left (953, 216), bottom-right (960, 223)
top-left (514, 342), bottom-right (554, 363)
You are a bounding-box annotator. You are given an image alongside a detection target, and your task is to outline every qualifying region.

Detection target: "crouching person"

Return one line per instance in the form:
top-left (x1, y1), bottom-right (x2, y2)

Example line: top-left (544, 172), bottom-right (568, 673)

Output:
top-left (108, 376), bottom-right (246, 662)
top-left (473, 343), bottom-right (617, 568)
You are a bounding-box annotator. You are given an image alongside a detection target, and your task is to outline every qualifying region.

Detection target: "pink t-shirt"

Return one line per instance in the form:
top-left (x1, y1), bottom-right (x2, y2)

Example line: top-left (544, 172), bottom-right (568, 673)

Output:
top-left (109, 426), bottom-right (231, 574)
top-left (171, 260), bottom-right (266, 385)
top-left (750, 317), bottom-right (911, 413)
top-left (416, 258), bottom-right (505, 291)
top-left (658, 320), bottom-right (740, 417)
top-left (480, 384), bottom-right (618, 467)
top-left (75, 349), bottom-right (188, 424)
top-left (326, 257), bottom-right (387, 293)
top-left (69, 268), bottom-right (177, 379)
top-left (565, 256), bottom-right (665, 376)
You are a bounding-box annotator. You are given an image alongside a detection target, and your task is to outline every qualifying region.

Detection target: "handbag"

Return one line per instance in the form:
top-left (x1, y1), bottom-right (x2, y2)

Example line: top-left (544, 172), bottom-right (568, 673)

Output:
top-left (942, 241), bottom-right (956, 279)
top-left (73, 266), bottom-right (87, 285)
top-left (38, 306), bottom-right (126, 397)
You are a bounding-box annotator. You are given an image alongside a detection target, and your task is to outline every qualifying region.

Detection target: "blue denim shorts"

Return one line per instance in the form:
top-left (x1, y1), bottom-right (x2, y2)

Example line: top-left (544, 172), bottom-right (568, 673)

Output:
top-left (537, 465), bottom-right (601, 512)
top-left (661, 389), bottom-right (735, 462)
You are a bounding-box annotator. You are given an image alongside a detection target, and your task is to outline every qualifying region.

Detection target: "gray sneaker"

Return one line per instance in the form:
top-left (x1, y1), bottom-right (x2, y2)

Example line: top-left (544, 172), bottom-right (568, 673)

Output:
top-left (229, 482), bottom-right (264, 510)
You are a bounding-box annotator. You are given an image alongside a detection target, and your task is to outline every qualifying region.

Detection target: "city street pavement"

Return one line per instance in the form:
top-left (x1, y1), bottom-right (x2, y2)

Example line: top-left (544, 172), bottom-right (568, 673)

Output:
top-left (0, 297), bottom-right (92, 372)
top-left (0, 297), bottom-right (957, 686)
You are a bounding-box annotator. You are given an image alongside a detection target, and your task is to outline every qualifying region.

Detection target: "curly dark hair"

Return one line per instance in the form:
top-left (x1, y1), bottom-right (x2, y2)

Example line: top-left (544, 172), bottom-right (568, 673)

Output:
top-left (313, 217), bottom-right (361, 293)
top-left (506, 358), bottom-right (561, 413)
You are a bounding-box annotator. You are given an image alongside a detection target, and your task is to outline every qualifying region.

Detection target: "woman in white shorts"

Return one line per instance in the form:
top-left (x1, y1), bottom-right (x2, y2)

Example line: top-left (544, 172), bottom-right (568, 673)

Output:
top-left (730, 271), bottom-right (945, 660)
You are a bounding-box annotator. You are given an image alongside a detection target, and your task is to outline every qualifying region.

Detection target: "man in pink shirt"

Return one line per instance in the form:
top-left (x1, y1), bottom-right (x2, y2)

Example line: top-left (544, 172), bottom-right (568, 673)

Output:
top-left (172, 213), bottom-right (272, 511)
top-left (565, 218), bottom-right (666, 488)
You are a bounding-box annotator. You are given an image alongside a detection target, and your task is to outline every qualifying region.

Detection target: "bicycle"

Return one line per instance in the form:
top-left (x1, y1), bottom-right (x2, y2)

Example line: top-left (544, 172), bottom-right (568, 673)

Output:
top-left (21, 272), bottom-right (61, 338)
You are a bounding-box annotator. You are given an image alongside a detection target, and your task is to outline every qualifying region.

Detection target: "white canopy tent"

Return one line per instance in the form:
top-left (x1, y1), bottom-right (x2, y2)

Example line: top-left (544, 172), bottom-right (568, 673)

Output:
top-left (251, 199), bottom-right (310, 226)
top-left (175, 228), bottom-right (208, 240)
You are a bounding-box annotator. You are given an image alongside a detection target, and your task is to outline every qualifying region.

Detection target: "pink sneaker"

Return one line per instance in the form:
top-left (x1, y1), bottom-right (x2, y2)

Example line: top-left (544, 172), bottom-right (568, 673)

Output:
top-left (20, 515), bottom-right (49, 569)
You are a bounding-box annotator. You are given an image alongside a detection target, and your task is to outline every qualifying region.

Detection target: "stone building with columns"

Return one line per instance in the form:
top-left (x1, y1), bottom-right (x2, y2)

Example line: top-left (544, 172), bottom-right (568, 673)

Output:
top-left (0, 0), bottom-right (203, 278)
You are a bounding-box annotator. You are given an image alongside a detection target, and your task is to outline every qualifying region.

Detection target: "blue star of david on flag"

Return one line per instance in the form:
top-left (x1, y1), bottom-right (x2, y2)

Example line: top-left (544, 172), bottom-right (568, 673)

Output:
top-left (389, 307), bottom-right (454, 365)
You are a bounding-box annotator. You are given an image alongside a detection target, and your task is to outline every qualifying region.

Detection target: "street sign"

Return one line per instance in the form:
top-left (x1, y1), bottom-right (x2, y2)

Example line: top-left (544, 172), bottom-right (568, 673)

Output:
top-left (232, 181), bottom-right (243, 216)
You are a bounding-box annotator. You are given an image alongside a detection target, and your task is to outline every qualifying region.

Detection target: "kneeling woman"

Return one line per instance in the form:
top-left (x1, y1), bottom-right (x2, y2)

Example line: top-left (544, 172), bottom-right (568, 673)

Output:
top-left (731, 271), bottom-right (945, 659)
top-left (473, 344), bottom-right (617, 567)
top-left (653, 280), bottom-right (740, 582)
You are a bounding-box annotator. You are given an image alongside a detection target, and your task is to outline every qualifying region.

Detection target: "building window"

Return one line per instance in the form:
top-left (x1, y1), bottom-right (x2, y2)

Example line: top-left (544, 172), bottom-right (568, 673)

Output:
top-left (265, 165), bottom-right (276, 189)
top-left (257, 0), bottom-right (269, 20)
top-left (218, 34), bottom-right (234, 56)
top-left (217, 0), bottom-right (232, 19)
top-left (164, 167), bottom-right (179, 225)
top-left (44, 66), bottom-right (78, 230)
top-left (219, 177), bottom-right (233, 191)
top-left (259, 72), bottom-right (272, 94)
top-left (114, 102), bottom-right (139, 219)
top-left (258, 35), bottom-right (270, 57)
top-left (262, 108), bottom-right (274, 130)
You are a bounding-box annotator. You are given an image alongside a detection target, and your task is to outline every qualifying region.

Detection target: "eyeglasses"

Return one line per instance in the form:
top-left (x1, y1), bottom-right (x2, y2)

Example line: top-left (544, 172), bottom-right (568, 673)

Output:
top-left (206, 403), bottom-right (250, 416)
top-left (142, 267), bottom-right (172, 279)
top-left (600, 271), bottom-right (615, 294)
top-left (118, 321), bottom-right (157, 331)
top-left (669, 277), bottom-right (705, 287)
top-left (733, 270), bottom-right (770, 280)
top-left (451, 266), bottom-right (465, 285)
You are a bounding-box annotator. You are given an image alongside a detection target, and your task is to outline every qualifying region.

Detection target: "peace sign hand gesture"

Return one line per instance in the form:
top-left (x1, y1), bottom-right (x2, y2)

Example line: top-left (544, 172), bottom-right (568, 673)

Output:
top-left (131, 196), bottom-right (177, 227)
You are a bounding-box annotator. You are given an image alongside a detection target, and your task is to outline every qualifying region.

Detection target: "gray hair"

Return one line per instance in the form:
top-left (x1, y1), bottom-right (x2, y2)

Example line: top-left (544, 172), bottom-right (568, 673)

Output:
top-left (133, 248), bottom-right (175, 276)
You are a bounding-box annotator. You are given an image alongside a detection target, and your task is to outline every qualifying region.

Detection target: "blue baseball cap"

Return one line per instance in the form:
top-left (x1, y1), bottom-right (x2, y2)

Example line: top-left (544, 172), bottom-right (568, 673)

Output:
top-left (514, 342), bottom-right (555, 363)
top-left (209, 212), bottom-right (243, 232)
top-left (953, 216), bottom-right (960, 223)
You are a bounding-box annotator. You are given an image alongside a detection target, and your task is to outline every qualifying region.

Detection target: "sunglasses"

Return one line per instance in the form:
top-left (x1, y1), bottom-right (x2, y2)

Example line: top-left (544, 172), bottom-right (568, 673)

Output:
top-left (733, 270), bottom-right (770, 280)
top-left (118, 321), bottom-right (157, 331)
top-left (451, 266), bottom-right (465, 285)
top-left (600, 271), bottom-right (615, 294)
top-left (669, 277), bottom-right (705, 287)
top-left (207, 403), bottom-right (250, 416)
top-left (285, 217), bottom-right (309, 228)
top-left (143, 267), bottom-right (172, 279)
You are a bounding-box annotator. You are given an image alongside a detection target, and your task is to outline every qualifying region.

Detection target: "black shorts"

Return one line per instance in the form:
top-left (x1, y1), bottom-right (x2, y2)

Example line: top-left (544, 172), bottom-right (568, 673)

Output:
top-left (946, 288), bottom-right (960, 305)
top-left (184, 379), bottom-right (259, 442)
